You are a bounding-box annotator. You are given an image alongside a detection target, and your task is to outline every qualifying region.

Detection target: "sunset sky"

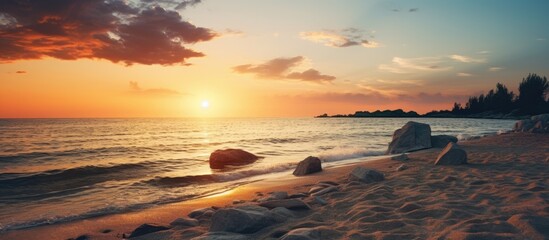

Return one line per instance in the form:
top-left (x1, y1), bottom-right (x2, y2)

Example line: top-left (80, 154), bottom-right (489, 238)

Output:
top-left (1, 0), bottom-right (548, 118)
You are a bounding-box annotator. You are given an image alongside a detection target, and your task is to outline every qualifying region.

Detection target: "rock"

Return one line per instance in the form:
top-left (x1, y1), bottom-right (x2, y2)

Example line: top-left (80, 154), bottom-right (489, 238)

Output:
top-left (74, 235), bottom-right (89, 240)
top-left (310, 186), bottom-right (338, 196)
top-left (396, 164), bottom-right (408, 171)
top-left (314, 196), bottom-right (328, 206)
top-left (317, 181), bottom-right (339, 186)
top-left (390, 153), bottom-right (409, 161)
top-left (308, 186), bottom-right (326, 195)
top-left (188, 207), bottom-right (216, 219)
top-left (271, 207), bottom-right (295, 220)
top-left (288, 193), bottom-right (308, 199)
top-left (170, 217), bottom-right (199, 227)
top-left (258, 199), bottom-right (311, 210)
top-left (431, 135), bottom-right (458, 148)
top-left (209, 206), bottom-right (279, 233)
top-left (281, 227), bottom-right (342, 240)
top-left (269, 191), bottom-right (288, 200)
top-left (386, 121), bottom-right (432, 154)
top-left (434, 142), bottom-right (467, 165)
top-left (514, 114), bottom-right (549, 133)
top-left (348, 167), bottom-right (384, 183)
top-left (192, 232), bottom-right (250, 240)
top-left (507, 214), bottom-right (549, 240)
top-left (293, 156), bottom-right (322, 176)
top-left (128, 224), bottom-right (170, 238)
top-left (209, 149), bottom-right (260, 169)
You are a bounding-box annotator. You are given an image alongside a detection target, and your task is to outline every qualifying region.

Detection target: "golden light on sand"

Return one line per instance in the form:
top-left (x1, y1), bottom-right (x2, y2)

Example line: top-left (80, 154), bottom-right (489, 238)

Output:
top-left (201, 100), bottom-right (210, 108)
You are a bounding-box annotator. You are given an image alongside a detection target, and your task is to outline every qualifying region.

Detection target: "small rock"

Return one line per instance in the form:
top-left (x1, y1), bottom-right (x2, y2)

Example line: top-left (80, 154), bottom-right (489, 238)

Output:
top-left (74, 235), bottom-right (89, 240)
top-left (288, 193), bottom-right (308, 199)
top-left (434, 142), bottom-right (467, 165)
top-left (258, 199), bottom-right (311, 210)
top-left (293, 156), bottom-right (322, 176)
top-left (391, 154), bottom-right (409, 161)
top-left (209, 206), bottom-right (278, 233)
top-left (100, 229), bottom-right (112, 234)
top-left (170, 217), bottom-right (199, 227)
top-left (308, 186), bottom-right (326, 195)
top-left (314, 196), bottom-right (328, 206)
top-left (191, 232), bottom-right (250, 240)
top-left (310, 186), bottom-right (338, 196)
top-left (188, 207), bottom-right (215, 219)
top-left (129, 224), bottom-right (170, 238)
top-left (396, 164), bottom-right (408, 171)
top-left (348, 167), bottom-right (385, 183)
top-left (431, 135), bottom-right (458, 148)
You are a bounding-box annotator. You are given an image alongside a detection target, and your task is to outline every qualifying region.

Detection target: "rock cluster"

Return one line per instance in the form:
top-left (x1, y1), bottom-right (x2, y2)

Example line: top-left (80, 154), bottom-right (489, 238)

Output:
top-left (513, 114), bottom-right (549, 133)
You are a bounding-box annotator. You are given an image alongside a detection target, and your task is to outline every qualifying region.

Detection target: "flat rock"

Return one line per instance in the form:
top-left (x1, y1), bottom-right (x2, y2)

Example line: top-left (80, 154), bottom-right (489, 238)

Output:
top-left (348, 167), bottom-right (385, 183)
top-left (390, 153), bottom-right (409, 161)
top-left (435, 142), bottom-right (467, 165)
top-left (188, 207), bottom-right (216, 219)
top-left (192, 232), bottom-right (250, 240)
top-left (170, 217), bottom-right (199, 227)
top-left (259, 199), bottom-right (311, 210)
top-left (386, 121), bottom-right (432, 154)
top-left (209, 205), bottom-right (278, 233)
top-left (129, 224), bottom-right (170, 238)
top-left (293, 156), bottom-right (322, 176)
top-left (431, 135), bottom-right (458, 148)
top-left (288, 193), bottom-right (308, 199)
top-left (209, 149), bottom-right (260, 169)
top-left (310, 186), bottom-right (338, 196)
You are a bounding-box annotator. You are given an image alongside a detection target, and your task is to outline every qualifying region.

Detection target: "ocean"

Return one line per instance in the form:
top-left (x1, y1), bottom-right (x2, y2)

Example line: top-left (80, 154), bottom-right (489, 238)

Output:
top-left (0, 118), bottom-right (515, 232)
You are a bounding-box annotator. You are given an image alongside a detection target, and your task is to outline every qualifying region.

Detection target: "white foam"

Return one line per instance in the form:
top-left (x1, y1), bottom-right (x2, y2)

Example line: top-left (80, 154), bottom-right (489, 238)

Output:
top-left (317, 147), bottom-right (385, 162)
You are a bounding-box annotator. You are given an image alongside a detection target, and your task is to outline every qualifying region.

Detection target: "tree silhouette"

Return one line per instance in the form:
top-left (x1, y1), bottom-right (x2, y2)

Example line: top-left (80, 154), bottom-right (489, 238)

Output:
top-left (517, 73), bottom-right (548, 114)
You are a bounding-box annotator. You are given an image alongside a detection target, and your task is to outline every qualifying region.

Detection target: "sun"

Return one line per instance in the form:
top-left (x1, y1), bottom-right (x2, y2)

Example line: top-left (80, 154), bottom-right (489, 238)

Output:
top-left (201, 100), bottom-right (210, 108)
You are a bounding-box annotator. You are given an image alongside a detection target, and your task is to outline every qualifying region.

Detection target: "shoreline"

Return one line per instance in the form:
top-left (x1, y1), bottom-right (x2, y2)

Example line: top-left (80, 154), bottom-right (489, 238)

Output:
top-left (1, 132), bottom-right (548, 239)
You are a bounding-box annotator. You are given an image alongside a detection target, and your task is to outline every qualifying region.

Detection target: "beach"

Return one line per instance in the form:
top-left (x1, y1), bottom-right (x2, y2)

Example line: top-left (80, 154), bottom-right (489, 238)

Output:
top-left (1, 132), bottom-right (548, 240)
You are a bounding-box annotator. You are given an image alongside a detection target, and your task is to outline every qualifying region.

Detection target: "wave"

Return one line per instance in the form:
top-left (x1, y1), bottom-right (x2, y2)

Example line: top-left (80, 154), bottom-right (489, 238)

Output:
top-left (0, 163), bottom-right (149, 202)
top-left (317, 147), bottom-right (386, 162)
top-left (0, 146), bottom-right (154, 163)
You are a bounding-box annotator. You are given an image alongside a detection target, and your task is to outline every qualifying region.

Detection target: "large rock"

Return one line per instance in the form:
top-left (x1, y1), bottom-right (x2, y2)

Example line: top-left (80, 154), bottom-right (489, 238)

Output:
top-left (209, 149), bottom-right (260, 169)
top-left (128, 224), bottom-right (170, 238)
top-left (348, 167), bottom-right (384, 183)
top-left (431, 135), bottom-right (458, 148)
top-left (258, 199), bottom-right (311, 210)
top-left (386, 121), bottom-right (432, 154)
top-left (293, 156), bottom-right (322, 176)
top-left (514, 114), bottom-right (549, 133)
top-left (434, 142), bottom-right (467, 165)
top-left (209, 206), bottom-right (279, 233)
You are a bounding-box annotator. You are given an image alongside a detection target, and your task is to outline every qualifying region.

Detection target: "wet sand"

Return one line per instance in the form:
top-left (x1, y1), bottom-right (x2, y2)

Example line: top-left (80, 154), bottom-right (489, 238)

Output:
top-left (1, 132), bottom-right (548, 240)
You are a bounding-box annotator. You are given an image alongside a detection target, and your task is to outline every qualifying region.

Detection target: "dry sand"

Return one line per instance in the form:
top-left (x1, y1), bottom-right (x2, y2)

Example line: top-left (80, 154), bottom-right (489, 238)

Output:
top-left (1, 132), bottom-right (548, 240)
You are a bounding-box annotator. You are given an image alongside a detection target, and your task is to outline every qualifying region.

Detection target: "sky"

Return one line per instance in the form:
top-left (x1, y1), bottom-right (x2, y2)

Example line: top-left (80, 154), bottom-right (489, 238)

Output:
top-left (1, 0), bottom-right (548, 118)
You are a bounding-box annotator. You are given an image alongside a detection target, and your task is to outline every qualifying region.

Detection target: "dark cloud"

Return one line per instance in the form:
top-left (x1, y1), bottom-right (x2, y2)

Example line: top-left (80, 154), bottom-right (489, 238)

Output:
top-left (233, 56), bottom-right (336, 83)
top-left (129, 81), bottom-right (181, 96)
top-left (0, 0), bottom-right (216, 65)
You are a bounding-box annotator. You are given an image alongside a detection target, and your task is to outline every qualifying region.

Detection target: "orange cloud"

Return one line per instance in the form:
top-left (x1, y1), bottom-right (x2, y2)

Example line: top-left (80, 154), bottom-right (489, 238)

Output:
top-left (0, 0), bottom-right (216, 65)
top-left (233, 56), bottom-right (335, 83)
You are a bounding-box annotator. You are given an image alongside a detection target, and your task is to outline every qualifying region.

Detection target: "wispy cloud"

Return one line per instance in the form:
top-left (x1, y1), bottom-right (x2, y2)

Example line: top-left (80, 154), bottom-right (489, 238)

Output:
top-left (15, 70), bottom-right (26, 74)
top-left (488, 67), bottom-right (504, 72)
top-left (128, 81), bottom-right (182, 96)
top-left (233, 56), bottom-right (335, 83)
top-left (379, 57), bottom-right (452, 74)
top-left (457, 72), bottom-right (473, 77)
top-left (450, 54), bottom-right (486, 63)
top-left (300, 28), bottom-right (379, 48)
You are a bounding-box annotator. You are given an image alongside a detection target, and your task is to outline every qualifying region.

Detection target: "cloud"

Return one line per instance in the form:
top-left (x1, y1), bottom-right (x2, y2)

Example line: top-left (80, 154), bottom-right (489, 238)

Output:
top-left (488, 67), bottom-right (504, 72)
top-left (129, 81), bottom-right (181, 96)
top-left (15, 70), bottom-right (26, 74)
top-left (457, 72), bottom-right (473, 77)
top-left (409, 8), bottom-right (419, 12)
top-left (379, 57), bottom-right (452, 74)
top-left (233, 56), bottom-right (335, 83)
top-left (295, 91), bottom-right (468, 106)
top-left (0, 0), bottom-right (216, 65)
top-left (300, 28), bottom-right (379, 48)
top-left (450, 54), bottom-right (485, 63)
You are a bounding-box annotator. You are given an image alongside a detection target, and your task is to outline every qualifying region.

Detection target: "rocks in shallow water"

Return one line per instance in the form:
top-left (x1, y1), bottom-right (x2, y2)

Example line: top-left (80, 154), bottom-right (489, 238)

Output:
top-left (170, 217), bottom-right (199, 227)
top-left (386, 121), bottom-right (432, 154)
top-left (396, 164), bottom-right (408, 171)
top-left (259, 199), bottom-right (311, 210)
top-left (431, 135), bottom-right (458, 148)
top-left (209, 205), bottom-right (279, 233)
top-left (209, 149), bottom-right (260, 169)
top-left (348, 167), bottom-right (384, 183)
top-left (435, 142), bottom-right (467, 165)
top-left (391, 153), bottom-right (409, 161)
top-left (514, 114), bottom-right (549, 133)
top-left (129, 224), bottom-right (170, 238)
top-left (293, 156), bottom-right (322, 176)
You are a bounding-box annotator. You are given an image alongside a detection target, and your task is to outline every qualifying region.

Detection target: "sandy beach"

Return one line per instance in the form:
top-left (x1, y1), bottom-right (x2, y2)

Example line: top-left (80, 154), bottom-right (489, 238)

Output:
top-left (0, 132), bottom-right (547, 240)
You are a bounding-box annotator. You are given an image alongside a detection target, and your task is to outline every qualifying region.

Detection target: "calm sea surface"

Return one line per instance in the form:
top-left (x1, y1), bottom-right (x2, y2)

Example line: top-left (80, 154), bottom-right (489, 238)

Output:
top-left (0, 118), bottom-right (515, 231)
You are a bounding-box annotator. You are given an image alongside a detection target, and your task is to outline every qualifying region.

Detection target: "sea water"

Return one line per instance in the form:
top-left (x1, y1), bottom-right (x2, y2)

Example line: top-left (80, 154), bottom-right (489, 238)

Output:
top-left (0, 118), bottom-right (515, 231)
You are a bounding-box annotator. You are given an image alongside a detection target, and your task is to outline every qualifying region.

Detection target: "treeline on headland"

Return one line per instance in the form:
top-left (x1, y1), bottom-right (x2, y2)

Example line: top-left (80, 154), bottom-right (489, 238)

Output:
top-left (316, 73), bottom-right (549, 119)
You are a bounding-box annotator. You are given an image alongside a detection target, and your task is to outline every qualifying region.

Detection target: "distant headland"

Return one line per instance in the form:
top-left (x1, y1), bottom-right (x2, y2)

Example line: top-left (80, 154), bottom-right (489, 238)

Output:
top-left (316, 73), bottom-right (549, 120)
